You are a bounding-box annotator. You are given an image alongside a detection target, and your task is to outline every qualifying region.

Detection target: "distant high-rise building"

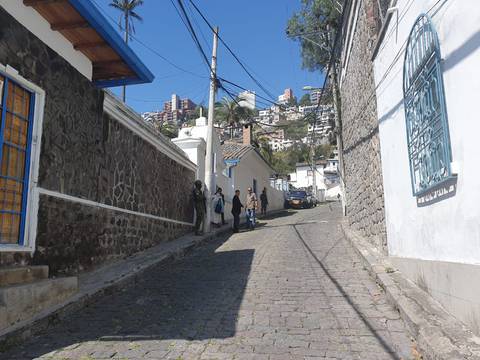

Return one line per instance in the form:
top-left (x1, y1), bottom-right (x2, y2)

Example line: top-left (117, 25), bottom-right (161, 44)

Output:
top-left (143, 93), bottom-right (197, 127)
top-left (309, 89), bottom-right (322, 104)
top-left (278, 88), bottom-right (294, 105)
top-left (238, 90), bottom-right (256, 110)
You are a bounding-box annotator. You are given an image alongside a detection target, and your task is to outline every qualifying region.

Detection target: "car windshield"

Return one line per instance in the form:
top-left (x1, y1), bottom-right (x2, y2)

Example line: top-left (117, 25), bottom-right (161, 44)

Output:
top-left (290, 191), bottom-right (306, 197)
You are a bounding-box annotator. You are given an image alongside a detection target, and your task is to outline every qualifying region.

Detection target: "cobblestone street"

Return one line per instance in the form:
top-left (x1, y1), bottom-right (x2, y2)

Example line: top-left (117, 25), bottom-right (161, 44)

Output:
top-left (3, 204), bottom-right (413, 360)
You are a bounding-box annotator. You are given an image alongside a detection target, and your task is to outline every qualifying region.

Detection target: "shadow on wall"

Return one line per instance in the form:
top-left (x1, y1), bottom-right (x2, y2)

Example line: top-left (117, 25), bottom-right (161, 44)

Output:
top-left (443, 30), bottom-right (480, 73)
top-left (3, 235), bottom-right (254, 358)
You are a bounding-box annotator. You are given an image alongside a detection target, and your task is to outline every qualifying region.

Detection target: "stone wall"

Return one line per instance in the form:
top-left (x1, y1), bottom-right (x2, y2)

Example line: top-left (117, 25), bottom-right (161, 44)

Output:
top-left (340, 0), bottom-right (387, 252)
top-left (0, 8), bottom-right (195, 273)
top-left (34, 195), bottom-right (191, 275)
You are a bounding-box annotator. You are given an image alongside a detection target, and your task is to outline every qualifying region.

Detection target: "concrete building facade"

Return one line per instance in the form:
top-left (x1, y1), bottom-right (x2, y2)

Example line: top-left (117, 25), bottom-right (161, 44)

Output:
top-left (373, 0), bottom-right (480, 333)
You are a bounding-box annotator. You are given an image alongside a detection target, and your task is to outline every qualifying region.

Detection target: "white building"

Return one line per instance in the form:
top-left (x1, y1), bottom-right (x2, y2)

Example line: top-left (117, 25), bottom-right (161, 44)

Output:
top-left (172, 115), bottom-right (228, 197)
top-left (174, 121), bottom-right (286, 219)
top-left (372, 1), bottom-right (480, 331)
top-left (289, 159), bottom-right (340, 201)
top-left (238, 90), bottom-right (256, 110)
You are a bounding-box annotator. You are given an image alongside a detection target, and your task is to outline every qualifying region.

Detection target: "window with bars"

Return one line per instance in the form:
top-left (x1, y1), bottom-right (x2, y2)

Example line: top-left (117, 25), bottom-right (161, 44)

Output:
top-left (403, 14), bottom-right (452, 196)
top-left (0, 75), bottom-right (35, 245)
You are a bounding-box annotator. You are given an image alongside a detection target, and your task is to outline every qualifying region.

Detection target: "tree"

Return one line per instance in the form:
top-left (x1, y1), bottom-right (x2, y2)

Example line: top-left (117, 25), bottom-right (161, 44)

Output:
top-left (286, 0), bottom-right (341, 72)
top-left (159, 122), bottom-right (178, 139)
top-left (286, 96), bottom-right (298, 107)
top-left (257, 136), bottom-right (273, 164)
top-left (216, 97), bottom-right (256, 139)
top-left (315, 144), bottom-right (334, 159)
top-left (109, 0), bottom-right (144, 102)
top-left (299, 93), bottom-right (312, 106)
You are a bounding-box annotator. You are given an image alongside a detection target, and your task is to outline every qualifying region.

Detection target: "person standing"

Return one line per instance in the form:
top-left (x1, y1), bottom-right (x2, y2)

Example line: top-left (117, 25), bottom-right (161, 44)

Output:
top-left (231, 189), bottom-right (243, 233)
top-left (212, 188), bottom-right (224, 227)
top-left (245, 187), bottom-right (258, 230)
top-left (192, 180), bottom-right (206, 236)
top-left (218, 187), bottom-right (226, 225)
top-left (260, 188), bottom-right (268, 216)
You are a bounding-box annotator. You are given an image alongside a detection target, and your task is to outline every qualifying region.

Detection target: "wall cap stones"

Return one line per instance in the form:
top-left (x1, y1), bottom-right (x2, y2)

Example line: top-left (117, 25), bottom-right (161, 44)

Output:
top-left (37, 187), bottom-right (194, 227)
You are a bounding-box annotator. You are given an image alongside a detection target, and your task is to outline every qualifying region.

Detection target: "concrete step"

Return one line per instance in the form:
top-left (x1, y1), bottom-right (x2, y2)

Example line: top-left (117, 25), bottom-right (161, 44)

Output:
top-left (0, 266), bottom-right (49, 287)
top-left (0, 276), bottom-right (77, 332)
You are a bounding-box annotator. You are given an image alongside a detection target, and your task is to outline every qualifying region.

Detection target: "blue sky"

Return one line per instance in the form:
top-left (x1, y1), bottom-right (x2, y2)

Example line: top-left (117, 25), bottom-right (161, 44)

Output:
top-left (93, 0), bottom-right (325, 113)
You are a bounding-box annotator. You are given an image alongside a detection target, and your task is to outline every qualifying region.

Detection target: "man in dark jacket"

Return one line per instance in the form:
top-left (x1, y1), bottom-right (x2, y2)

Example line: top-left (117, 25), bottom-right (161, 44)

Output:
top-left (193, 180), bottom-right (206, 235)
top-left (231, 189), bottom-right (243, 233)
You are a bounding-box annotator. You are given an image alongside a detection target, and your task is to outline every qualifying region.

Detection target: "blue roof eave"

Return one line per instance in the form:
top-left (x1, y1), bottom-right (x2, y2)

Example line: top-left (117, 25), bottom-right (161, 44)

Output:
top-left (68, 0), bottom-right (155, 88)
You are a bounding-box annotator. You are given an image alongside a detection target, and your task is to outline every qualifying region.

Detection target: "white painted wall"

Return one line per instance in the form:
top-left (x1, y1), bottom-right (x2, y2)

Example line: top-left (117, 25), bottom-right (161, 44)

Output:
top-left (231, 151), bottom-right (285, 213)
top-left (374, 0), bottom-right (480, 331)
top-left (374, 0), bottom-right (480, 265)
top-left (172, 138), bottom-right (206, 181)
top-left (0, 2), bottom-right (93, 80)
top-left (289, 165), bottom-right (327, 191)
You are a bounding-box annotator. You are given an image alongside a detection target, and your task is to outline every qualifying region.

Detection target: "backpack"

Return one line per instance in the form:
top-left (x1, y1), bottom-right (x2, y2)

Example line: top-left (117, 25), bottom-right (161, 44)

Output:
top-left (214, 199), bottom-right (222, 214)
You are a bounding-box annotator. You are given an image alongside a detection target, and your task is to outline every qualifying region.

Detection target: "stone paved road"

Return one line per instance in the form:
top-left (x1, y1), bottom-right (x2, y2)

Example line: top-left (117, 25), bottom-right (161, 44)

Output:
top-left (3, 203), bottom-right (414, 360)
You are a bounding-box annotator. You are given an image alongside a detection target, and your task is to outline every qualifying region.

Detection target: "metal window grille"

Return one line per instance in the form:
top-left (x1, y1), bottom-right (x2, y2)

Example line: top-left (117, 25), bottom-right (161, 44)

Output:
top-left (403, 14), bottom-right (452, 196)
top-left (0, 75), bottom-right (35, 245)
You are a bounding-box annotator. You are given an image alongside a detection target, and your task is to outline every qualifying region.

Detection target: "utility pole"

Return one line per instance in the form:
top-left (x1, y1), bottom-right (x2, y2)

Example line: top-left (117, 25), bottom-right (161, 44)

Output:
top-left (204, 26), bottom-right (219, 233)
top-left (310, 142), bottom-right (317, 197)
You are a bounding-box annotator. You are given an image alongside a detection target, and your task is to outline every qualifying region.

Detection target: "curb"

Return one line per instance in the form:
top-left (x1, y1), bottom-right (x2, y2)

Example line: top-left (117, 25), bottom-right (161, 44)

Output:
top-left (341, 220), bottom-right (480, 360)
top-left (0, 226), bottom-right (232, 352)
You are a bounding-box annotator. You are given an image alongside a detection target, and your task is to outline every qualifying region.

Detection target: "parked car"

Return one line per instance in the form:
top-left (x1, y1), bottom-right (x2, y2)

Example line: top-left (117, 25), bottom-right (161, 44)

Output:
top-left (286, 190), bottom-right (313, 209)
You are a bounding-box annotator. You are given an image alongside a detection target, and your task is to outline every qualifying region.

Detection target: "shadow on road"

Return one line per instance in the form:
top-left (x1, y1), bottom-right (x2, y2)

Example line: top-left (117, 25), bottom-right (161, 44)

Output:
top-left (292, 224), bottom-right (401, 360)
top-left (2, 235), bottom-right (254, 359)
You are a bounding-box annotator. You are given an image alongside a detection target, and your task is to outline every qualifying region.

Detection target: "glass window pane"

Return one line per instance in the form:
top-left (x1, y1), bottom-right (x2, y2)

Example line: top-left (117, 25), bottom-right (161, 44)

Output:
top-left (1, 145), bottom-right (26, 179)
top-left (0, 77), bottom-right (33, 245)
top-left (0, 213), bottom-right (20, 244)
top-left (0, 179), bottom-right (22, 212)
top-left (4, 114), bottom-right (28, 148)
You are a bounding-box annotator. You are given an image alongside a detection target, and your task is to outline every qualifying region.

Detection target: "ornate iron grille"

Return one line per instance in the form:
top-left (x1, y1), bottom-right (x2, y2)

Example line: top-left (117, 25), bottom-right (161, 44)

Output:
top-left (403, 14), bottom-right (452, 196)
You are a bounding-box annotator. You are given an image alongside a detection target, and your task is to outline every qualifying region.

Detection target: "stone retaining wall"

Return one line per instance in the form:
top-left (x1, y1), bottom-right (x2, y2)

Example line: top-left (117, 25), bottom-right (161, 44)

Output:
top-left (0, 8), bottom-right (195, 273)
top-left (340, 0), bottom-right (387, 252)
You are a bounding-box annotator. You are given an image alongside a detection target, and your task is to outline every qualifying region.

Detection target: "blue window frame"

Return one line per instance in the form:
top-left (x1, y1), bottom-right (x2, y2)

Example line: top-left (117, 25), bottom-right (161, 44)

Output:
top-left (403, 14), bottom-right (452, 196)
top-left (0, 75), bottom-right (35, 245)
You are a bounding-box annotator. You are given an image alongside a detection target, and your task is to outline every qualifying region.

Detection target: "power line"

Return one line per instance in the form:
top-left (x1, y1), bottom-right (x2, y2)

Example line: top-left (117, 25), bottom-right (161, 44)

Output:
top-left (340, 0), bottom-right (450, 144)
top-left (90, 0), bottom-right (206, 79)
top-left (188, 0), bottom-right (279, 103)
top-left (171, 0), bottom-right (212, 73)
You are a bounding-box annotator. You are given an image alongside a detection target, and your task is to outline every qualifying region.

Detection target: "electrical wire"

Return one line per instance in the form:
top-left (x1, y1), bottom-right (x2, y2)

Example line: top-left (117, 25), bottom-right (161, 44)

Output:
top-left (340, 0), bottom-right (451, 144)
top-left (90, 0), bottom-right (206, 79)
top-left (188, 0), bottom-right (279, 103)
top-left (171, 0), bottom-right (213, 74)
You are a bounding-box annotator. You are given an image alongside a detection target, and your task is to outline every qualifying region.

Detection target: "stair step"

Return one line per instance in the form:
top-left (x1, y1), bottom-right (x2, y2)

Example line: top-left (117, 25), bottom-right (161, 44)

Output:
top-left (0, 276), bottom-right (77, 331)
top-left (0, 266), bottom-right (49, 287)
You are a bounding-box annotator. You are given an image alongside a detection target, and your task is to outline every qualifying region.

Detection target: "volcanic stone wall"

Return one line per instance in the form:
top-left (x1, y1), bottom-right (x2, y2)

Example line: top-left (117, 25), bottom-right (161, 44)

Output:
top-left (0, 8), bottom-right (194, 273)
top-left (340, 0), bottom-right (387, 252)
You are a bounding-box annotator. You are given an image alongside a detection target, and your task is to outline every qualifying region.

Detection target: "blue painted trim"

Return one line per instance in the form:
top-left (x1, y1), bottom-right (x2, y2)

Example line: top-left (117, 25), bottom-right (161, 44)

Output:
top-left (18, 92), bottom-right (35, 246)
top-left (67, 0), bottom-right (154, 87)
top-left (0, 79), bottom-right (8, 168)
top-left (0, 209), bottom-right (22, 215)
top-left (94, 77), bottom-right (147, 88)
top-left (224, 159), bottom-right (240, 165)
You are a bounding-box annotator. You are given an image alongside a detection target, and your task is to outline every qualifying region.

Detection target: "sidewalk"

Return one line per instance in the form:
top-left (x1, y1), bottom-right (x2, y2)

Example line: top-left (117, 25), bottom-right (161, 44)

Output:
top-left (341, 221), bottom-right (480, 360)
top-left (0, 224), bottom-right (232, 351)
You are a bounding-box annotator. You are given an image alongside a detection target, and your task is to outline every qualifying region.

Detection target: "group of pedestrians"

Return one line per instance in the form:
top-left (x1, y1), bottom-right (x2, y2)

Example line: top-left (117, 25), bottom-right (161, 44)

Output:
top-left (192, 180), bottom-right (269, 235)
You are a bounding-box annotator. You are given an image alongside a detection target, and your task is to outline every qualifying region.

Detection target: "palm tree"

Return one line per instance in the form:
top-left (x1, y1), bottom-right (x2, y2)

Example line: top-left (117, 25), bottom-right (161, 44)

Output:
top-left (216, 98), bottom-right (241, 139)
top-left (109, 0), bottom-right (144, 102)
top-left (216, 97), bottom-right (256, 139)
